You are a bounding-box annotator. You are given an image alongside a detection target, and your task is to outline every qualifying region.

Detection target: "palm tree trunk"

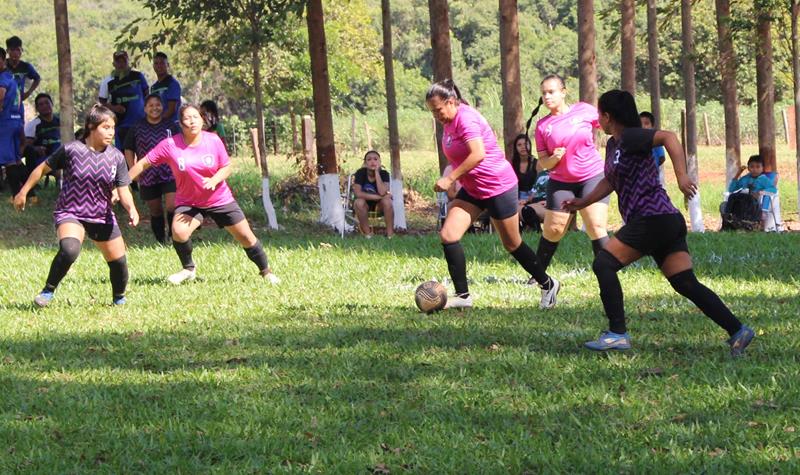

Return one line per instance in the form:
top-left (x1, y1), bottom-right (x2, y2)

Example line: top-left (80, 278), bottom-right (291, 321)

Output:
top-left (429, 0), bottom-right (453, 173)
top-left (714, 0), bottom-right (741, 184)
top-left (53, 0), bottom-right (74, 146)
top-left (577, 0), bottom-right (598, 105)
top-left (681, 0), bottom-right (704, 231)
top-left (620, 0), bottom-right (636, 94)
top-left (382, 0), bottom-right (406, 230)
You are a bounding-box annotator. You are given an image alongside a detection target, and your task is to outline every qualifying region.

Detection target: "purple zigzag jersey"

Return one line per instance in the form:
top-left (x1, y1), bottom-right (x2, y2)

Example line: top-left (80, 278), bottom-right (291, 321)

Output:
top-left (47, 141), bottom-right (131, 225)
top-left (127, 119), bottom-right (177, 187)
top-left (604, 128), bottom-right (678, 223)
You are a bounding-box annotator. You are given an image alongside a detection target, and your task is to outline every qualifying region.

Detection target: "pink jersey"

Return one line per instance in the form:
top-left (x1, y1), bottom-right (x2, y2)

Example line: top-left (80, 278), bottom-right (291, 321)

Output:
top-left (534, 102), bottom-right (603, 183)
top-left (145, 131), bottom-right (235, 208)
top-left (442, 103), bottom-right (517, 199)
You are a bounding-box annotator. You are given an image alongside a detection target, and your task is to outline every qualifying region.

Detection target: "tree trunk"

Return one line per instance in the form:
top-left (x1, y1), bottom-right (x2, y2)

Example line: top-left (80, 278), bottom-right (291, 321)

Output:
top-left (793, 1), bottom-right (800, 215)
top-left (381, 0), bottom-right (406, 230)
top-left (251, 45), bottom-right (279, 229)
top-left (681, 0), bottom-right (704, 231)
top-left (646, 0), bottom-right (660, 128)
top-left (714, 0), bottom-right (741, 184)
top-left (756, 1), bottom-right (777, 175)
top-left (307, 0), bottom-right (345, 232)
top-left (620, 0), bottom-right (635, 94)
top-left (290, 106), bottom-right (299, 152)
top-left (577, 0), bottom-right (598, 105)
top-left (429, 0), bottom-right (453, 173)
top-left (499, 0), bottom-right (523, 161)
top-left (53, 0), bottom-right (74, 146)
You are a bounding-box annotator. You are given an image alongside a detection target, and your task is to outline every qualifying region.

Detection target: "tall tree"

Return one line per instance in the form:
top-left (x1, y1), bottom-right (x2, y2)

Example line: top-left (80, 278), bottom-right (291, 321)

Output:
top-left (429, 0), bottom-right (453, 173)
top-left (382, 0), bottom-right (406, 230)
top-left (645, 1), bottom-right (660, 123)
top-left (714, 0), bottom-right (741, 183)
top-left (499, 0), bottom-right (523, 161)
top-left (756, 0), bottom-right (777, 175)
top-left (792, 0), bottom-right (800, 212)
top-left (620, 0), bottom-right (636, 94)
top-left (53, 0), bottom-right (74, 146)
top-left (577, 0), bottom-right (598, 105)
top-left (307, 0), bottom-right (345, 231)
top-left (682, 0), bottom-right (704, 231)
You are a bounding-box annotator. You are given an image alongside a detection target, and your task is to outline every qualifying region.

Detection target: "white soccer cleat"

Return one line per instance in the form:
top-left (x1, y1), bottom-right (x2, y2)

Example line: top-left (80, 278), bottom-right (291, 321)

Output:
top-left (444, 294), bottom-right (473, 310)
top-left (539, 278), bottom-right (560, 309)
top-left (264, 272), bottom-right (280, 285)
top-left (167, 268), bottom-right (196, 285)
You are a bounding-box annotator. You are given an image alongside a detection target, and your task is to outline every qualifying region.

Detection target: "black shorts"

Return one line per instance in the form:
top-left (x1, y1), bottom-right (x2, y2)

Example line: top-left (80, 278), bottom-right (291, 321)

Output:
top-left (140, 181), bottom-right (177, 201)
top-left (175, 201), bottom-right (246, 228)
top-left (614, 213), bottom-right (689, 267)
top-left (546, 173), bottom-right (611, 211)
top-left (58, 218), bottom-right (122, 242)
top-left (455, 185), bottom-right (518, 220)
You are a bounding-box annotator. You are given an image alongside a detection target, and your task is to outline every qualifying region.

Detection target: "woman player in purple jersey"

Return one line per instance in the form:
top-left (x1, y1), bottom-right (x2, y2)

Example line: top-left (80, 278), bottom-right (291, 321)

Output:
top-left (14, 104), bottom-right (139, 307)
top-left (563, 90), bottom-right (754, 356)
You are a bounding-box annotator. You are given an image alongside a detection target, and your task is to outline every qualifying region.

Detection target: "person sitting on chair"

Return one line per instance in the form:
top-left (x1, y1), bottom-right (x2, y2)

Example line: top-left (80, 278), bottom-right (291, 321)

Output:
top-left (727, 154), bottom-right (777, 230)
top-left (353, 150), bottom-right (394, 238)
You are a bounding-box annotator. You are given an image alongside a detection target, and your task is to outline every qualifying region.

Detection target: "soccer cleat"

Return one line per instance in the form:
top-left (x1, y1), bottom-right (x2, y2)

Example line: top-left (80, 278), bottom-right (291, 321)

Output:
top-left (112, 296), bottom-right (127, 306)
top-left (167, 268), bottom-right (196, 285)
top-left (584, 331), bottom-right (632, 351)
top-left (444, 293), bottom-right (473, 310)
top-left (33, 290), bottom-right (55, 308)
top-left (263, 272), bottom-right (280, 285)
top-left (727, 325), bottom-right (755, 358)
top-left (539, 278), bottom-right (561, 309)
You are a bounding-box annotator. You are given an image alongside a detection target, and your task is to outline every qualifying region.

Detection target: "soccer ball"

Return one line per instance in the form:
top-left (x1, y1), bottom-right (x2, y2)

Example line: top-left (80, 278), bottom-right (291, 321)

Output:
top-left (414, 280), bottom-right (447, 313)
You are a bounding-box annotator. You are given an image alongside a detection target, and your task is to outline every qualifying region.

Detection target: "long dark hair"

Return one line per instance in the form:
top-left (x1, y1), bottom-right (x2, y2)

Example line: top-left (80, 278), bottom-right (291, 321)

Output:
top-left (426, 79), bottom-right (469, 105)
top-left (511, 133), bottom-right (533, 172)
top-left (81, 103), bottom-right (116, 140)
top-left (598, 90), bottom-right (641, 128)
top-left (200, 100), bottom-right (220, 129)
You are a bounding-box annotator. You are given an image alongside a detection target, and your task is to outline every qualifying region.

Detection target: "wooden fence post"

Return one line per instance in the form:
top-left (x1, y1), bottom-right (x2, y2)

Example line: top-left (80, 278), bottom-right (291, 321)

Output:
top-left (250, 128), bottom-right (261, 168)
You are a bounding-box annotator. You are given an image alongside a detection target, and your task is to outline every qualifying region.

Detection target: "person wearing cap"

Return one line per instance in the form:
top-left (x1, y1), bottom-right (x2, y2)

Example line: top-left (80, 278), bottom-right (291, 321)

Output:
top-left (106, 51), bottom-right (149, 151)
top-left (4, 36), bottom-right (39, 121)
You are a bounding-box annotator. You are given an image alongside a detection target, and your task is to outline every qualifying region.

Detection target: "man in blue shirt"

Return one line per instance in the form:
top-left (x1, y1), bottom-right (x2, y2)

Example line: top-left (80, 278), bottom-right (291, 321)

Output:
top-left (5, 36), bottom-right (39, 121)
top-left (0, 47), bottom-right (25, 196)
top-left (150, 52), bottom-right (181, 123)
top-left (106, 50), bottom-right (149, 150)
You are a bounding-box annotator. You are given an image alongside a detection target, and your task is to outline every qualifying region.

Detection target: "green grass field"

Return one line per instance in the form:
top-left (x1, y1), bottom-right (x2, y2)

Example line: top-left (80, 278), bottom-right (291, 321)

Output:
top-left (1, 146), bottom-right (799, 473)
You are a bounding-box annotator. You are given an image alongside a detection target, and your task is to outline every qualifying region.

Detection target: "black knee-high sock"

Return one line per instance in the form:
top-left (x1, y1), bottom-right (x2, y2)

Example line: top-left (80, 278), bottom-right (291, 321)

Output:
top-left (172, 239), bottom-right (195, 270)
top-left (244, 240), bottom-right (270, 274)
top-left (536, 237), bottom-right (559, 270)
top-left (510, 242), bottom-right (551, 289)
top-left (166, 212), bottom-right (174, 241)
top-left (668, 269), bottom-right (742, 336)
top-left (107, 256), bottom-right (128, 299)
top-left (44, 237), bottom-right (82, 292)
top-left (593, 250), bottom-right (627, 334)
top-left (591, 236), bottom-right (609, 256)
top-left (442, 242), bottom-right (469, 296)
top-left (150, 215), bottom-right (166, 243)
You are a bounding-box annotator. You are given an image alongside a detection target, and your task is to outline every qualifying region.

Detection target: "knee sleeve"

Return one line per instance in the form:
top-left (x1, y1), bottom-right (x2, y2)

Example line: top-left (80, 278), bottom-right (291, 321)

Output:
top-left (667, 269), bottom-right (698, 296)
top-left (58, 237), bottom-right (82, 263)
top-left (592, 249), bottom-right (624, 277)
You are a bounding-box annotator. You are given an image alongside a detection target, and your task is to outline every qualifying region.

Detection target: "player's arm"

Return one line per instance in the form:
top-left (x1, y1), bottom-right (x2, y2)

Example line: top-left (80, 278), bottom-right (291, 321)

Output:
top-left (116, 185), bottom-right (139, 226)
top-left (128, 156), bottom-right (152, 181)
top-left (435, 139), bottom-right (484, 192)
top-left (537, 147), bottom-right (565, 171)
top-left (562, 177), bottom-right (613, 212)
top-left (653, 130), bottom-right (697, 199)
top-left (202, 164), bottom-right (232, 190)
top-left (14, 161), bottom-right (53, 211)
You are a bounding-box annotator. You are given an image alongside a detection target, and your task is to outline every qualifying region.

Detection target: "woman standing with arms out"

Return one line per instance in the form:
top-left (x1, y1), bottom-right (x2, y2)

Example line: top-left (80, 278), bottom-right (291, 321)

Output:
top-left (427, 80), bottom-right (559, 309)
top-left (533, 75), bottom-right (609, 270)
top-left (564, 90), bottom-right (754, 355)
top-left (14, 104), bottom-right (139, 307)
top-left (128, 105), bottom-right (278, 285)
top-left (124, 94), bottom-right (178, 243)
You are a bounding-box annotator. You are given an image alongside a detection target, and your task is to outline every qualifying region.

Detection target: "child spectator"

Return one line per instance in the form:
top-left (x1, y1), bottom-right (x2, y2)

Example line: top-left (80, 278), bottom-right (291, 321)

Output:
top-left (728, 155), bottom-right (777, 230)
top-left (639, 111), bottom-right (665, 167)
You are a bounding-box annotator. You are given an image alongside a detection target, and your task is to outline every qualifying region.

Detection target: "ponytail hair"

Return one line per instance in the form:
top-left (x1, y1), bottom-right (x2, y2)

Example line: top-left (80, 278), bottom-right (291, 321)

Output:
top-left (426, 79), bottom-right (469, 105)
top-left (525, 97), bottom-right (544, 137)
top-left (598, 90), bottom-right (641, 128)
top-left (82, 103), bottom-right (116, 140)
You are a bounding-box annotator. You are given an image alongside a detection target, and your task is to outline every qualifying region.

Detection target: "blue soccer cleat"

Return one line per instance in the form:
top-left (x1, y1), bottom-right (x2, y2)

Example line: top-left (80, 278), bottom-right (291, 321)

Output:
top-left (584, 330), bottom-right (632, 351)
top-left (33, 290), bottom-right (55, 308)
top-left (727, 325), bottom-right (754, 357)
top-left (112, 296), bottom-right (127, 306)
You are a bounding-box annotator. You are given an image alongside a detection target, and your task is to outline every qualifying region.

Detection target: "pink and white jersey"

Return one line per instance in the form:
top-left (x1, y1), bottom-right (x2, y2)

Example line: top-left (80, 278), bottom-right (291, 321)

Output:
top-left (442, 103), bottom-right (517, 199)
top-left (534, 102), bottom-right (603, 183)
top-left (145, 131), bottom-right (235, 208)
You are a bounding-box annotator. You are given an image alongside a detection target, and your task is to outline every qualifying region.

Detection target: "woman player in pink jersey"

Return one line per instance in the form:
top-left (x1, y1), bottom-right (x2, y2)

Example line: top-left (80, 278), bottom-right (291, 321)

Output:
top-left (427, 80), bottom-right (559, 310)
top-left (532, 74), bottom-right (609, 273)
top-left (128, 104), bottom-right (278, 285)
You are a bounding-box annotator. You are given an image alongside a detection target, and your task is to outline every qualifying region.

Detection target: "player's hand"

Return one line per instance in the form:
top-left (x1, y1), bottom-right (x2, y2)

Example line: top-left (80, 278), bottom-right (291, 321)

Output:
top-left (434, 176), bottom-right (453, 193)
top-left (202, 177), bottom-right (218, 190)
top-left (552, 147), bottom-right (566, 161)
top-left (677, 174), bottom-right (697, 199)
top-left (13, 193), bottom-right (26, 211)
top-left (129, 209), bottom-right (140, 227)
top-left (562, 198), bottom-right (586, 212)
top-left (111, 189), bottom-right (120, 204)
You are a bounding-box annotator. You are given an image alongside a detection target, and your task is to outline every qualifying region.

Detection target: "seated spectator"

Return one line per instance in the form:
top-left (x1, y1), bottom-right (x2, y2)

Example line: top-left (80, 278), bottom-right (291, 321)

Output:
top-left (352, 150), bottom-right (393, 238)
top-left (639, 111), bottom-right (666, 167)
top-left (21, 93), bottom-right (61, 196)
top-left (728, 154), bottom-right (777, 230)
top-left (511, 133), bottom-right (538, 206)
top-left (520, 169), bottom-right (549, 232)
top-left (200, 100), bottom-right (227, 151)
